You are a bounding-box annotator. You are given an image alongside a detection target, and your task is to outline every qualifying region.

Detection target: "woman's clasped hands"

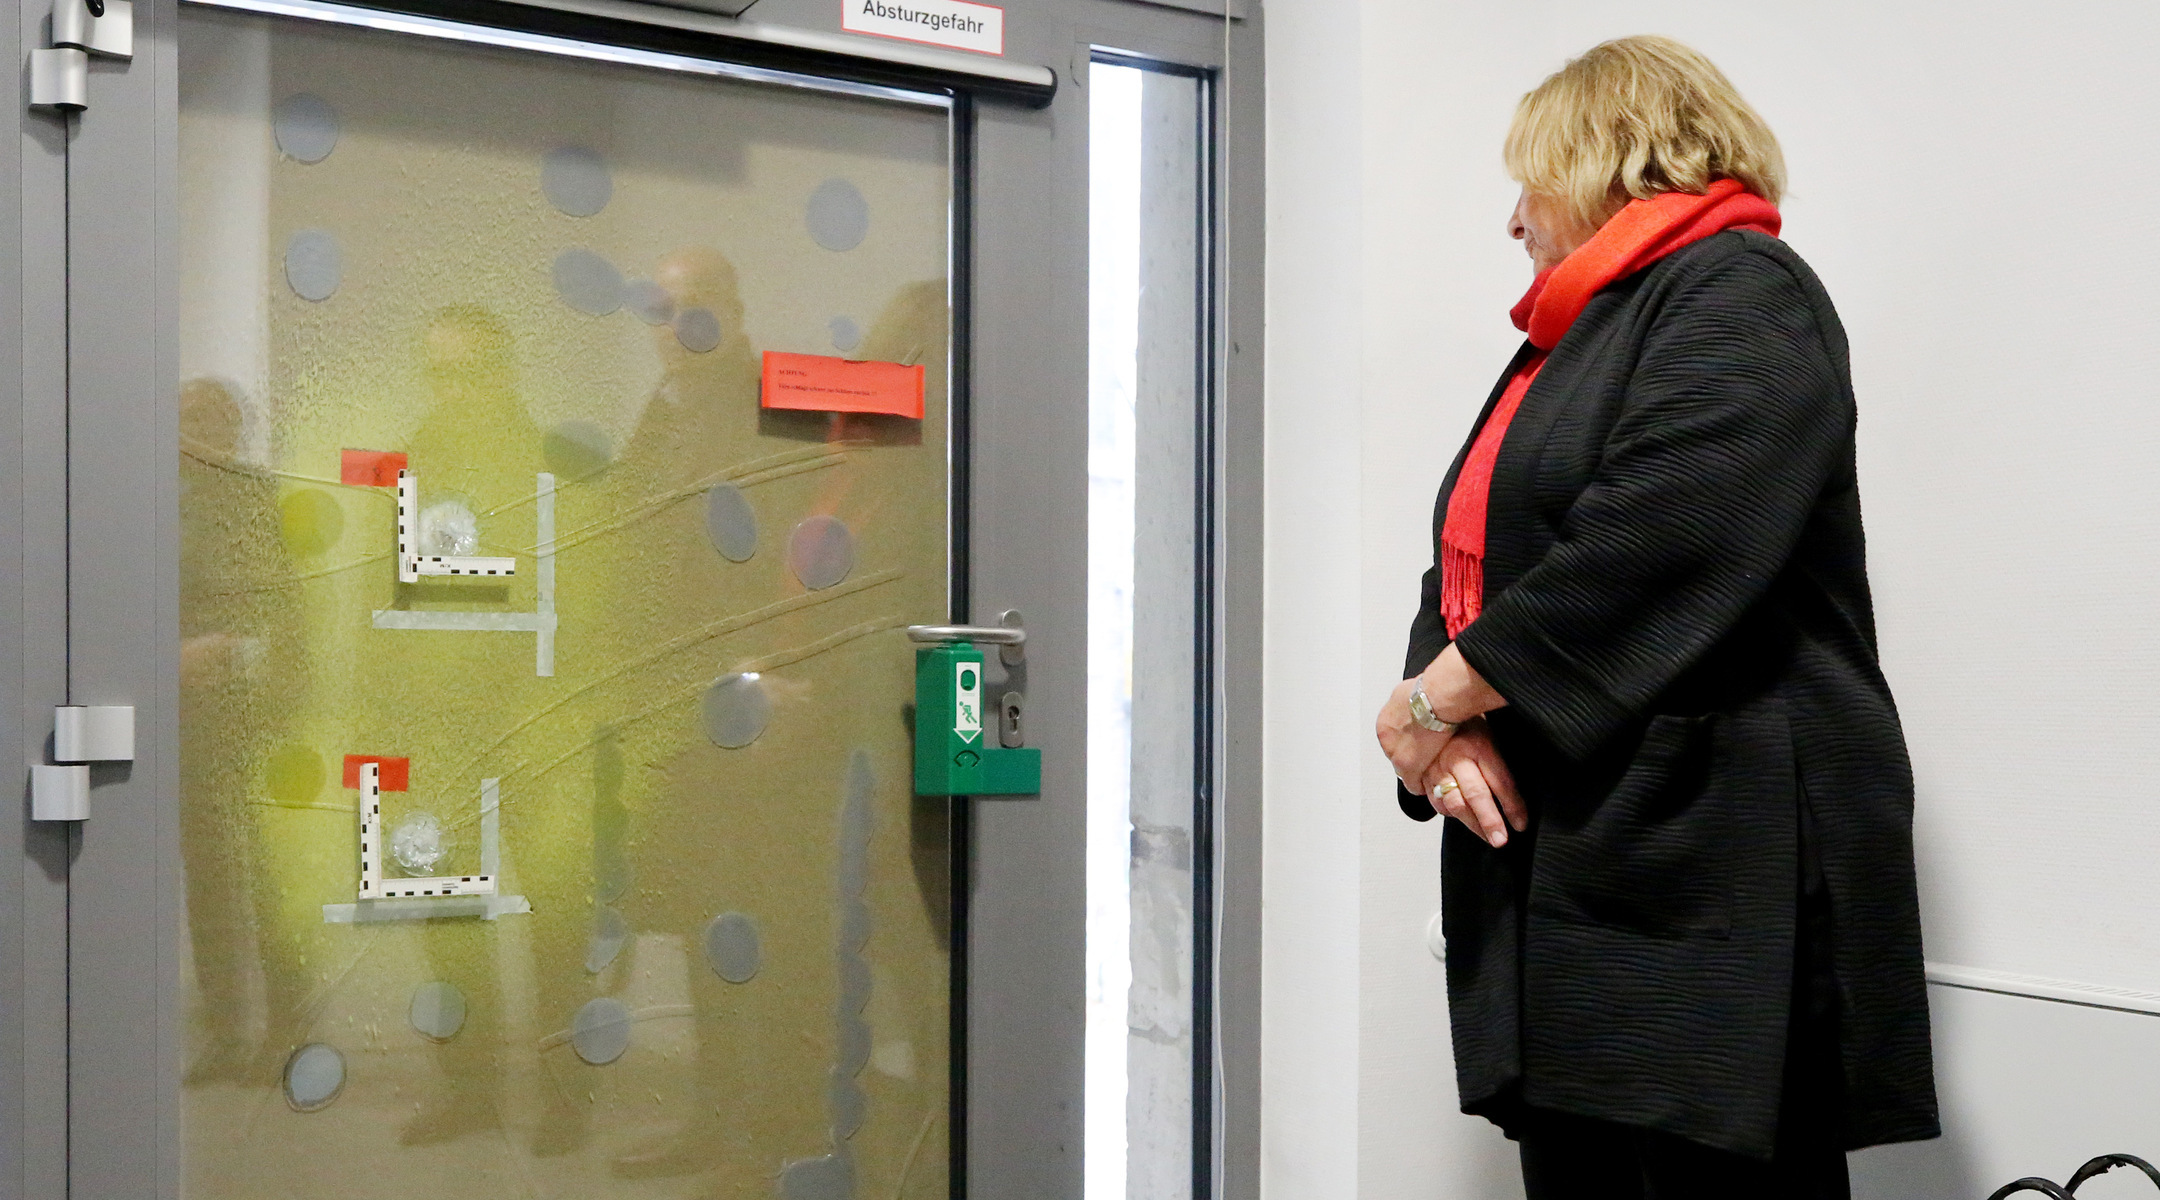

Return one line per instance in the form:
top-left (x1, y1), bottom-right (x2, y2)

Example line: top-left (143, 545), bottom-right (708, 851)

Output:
top-left (1376, 671), bottom-right (1525, 848)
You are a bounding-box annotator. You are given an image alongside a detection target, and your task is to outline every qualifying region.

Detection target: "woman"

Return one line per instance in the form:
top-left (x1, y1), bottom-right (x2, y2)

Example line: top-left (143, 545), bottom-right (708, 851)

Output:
top-left (1373, 36), bottom-right (1937, 1198)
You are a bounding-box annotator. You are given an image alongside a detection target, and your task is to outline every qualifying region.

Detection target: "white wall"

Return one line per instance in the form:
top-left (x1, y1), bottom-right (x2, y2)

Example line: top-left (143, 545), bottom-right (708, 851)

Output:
top-left (1259, 0), bottom-right (1364, 1196)
top-left (1264, 2), bottom-right (2160, 1197)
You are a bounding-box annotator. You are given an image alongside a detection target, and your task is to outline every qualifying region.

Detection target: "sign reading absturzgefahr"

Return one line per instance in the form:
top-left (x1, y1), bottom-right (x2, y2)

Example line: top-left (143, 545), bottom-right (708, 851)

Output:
top-left (842, 0), bottom-right (1004, 56)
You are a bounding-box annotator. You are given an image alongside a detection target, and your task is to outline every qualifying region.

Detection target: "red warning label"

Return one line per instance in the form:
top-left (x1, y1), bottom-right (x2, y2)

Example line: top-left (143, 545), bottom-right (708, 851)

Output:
top-left (343, 755), bottom-right (411, 791)
top-left (760, 351), bottom-right (925, 419)
top-left (341, 449), bottom-right (408, 487)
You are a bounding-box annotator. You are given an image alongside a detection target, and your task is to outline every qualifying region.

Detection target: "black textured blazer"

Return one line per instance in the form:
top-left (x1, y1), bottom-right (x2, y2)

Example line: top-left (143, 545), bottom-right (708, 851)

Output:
top-left (1399, 230), bottom-right (1938, 1158)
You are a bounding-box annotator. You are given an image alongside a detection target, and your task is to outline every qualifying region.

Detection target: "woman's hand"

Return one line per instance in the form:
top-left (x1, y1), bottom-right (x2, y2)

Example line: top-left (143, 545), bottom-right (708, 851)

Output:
top-left (1419, 718), bottom-right (1526, 847)
top-left (1378, 677), bottom-right (1458, 793)
top-left (1379, 646), bottom-right (1521, 842)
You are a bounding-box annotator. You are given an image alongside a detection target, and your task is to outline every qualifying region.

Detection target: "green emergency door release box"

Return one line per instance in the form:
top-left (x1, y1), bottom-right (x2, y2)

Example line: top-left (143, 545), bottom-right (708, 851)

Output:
top-left (913, 641), bottom-right (1041, 797)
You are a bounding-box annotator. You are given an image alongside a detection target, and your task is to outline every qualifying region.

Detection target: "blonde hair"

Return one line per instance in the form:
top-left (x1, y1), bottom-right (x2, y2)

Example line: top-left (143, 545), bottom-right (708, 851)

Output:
top-left (1504, 35), bottom-right (1786, 227)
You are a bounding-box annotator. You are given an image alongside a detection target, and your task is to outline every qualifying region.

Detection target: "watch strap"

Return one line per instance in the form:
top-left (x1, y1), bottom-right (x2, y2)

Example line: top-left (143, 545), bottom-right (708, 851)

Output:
top-left (1408, 679), bottom-right (1458, 734)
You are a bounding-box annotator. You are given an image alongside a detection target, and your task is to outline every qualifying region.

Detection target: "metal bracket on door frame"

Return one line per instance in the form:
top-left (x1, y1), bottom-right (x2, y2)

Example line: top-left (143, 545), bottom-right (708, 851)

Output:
top-left (29, 705), bottom-right (136, 821)
top-left (29, 0), bottom-right (134, 113)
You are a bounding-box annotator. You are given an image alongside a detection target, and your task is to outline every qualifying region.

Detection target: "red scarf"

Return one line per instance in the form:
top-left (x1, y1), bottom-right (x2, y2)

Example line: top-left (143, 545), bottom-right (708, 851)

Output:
top-left (1439, 179), bottom-right (1781, 639)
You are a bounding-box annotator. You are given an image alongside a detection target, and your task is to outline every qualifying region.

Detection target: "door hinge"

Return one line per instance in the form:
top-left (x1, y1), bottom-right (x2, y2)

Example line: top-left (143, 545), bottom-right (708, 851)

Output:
top-left (29, 0), bottom-right (133, 114)
top-left (29, 704), bottom-right (135, 821)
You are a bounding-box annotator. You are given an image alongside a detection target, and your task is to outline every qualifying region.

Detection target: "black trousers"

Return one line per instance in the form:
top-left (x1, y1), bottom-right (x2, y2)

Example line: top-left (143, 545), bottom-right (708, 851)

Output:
top-left (1518, 795), bottom-right (1848, 1200)
top-left (1517, 1104), bottom-right (1847, 1200)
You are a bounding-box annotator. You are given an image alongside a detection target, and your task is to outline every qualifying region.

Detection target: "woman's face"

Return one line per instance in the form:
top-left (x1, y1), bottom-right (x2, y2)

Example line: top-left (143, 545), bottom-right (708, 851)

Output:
top-left (1509, 189), bottom-right (1602, 274)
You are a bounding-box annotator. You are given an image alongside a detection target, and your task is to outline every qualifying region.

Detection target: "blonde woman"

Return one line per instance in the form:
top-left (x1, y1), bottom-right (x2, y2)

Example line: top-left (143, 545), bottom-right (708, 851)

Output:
top-left (1373, 37), bottom-right (1936, 1197)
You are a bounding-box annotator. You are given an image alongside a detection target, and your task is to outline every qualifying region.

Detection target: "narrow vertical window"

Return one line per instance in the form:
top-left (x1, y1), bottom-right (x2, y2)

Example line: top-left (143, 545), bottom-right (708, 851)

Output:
top-left (1088, 55), bottom-right (1212, 1200)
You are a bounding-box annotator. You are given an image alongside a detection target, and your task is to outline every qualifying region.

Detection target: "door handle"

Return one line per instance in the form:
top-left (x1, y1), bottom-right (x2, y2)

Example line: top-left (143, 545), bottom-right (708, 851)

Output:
top-left (907, 607), bottom-right (1025, 666)
top-left (906, 624), bottom-right (1022, 644)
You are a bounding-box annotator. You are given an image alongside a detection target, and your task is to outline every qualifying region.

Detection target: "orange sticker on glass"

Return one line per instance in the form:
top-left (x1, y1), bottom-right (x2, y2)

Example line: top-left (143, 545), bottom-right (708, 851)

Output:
top-left (341, 449), bottom-right (408, 487)
top-left (760, 351), bottom-right (925, 419)
top-left (343, 755), bottom-right (411, 791)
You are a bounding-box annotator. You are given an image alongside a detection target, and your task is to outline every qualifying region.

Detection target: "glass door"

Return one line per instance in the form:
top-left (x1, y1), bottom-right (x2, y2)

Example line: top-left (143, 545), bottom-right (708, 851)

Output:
top-left (176, 8), bottom-right (954, 1195)
top-left (38, 0), bottom-right (1246, 1196)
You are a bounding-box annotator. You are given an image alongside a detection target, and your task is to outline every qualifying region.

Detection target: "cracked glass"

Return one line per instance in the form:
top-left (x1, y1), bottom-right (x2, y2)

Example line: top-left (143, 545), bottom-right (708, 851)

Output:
top-left (178, 10), bottom-right (952, 1196)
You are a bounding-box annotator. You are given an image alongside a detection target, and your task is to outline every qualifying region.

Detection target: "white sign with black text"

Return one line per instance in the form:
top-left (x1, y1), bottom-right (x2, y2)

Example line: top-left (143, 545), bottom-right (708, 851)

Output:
top-left (842, 0), bottom-right (1004, 57)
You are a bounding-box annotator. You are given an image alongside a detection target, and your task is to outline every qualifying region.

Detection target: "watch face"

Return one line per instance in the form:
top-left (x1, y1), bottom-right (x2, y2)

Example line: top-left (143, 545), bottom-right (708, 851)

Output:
top-left (1409, 686), bottom-right (1447, 731)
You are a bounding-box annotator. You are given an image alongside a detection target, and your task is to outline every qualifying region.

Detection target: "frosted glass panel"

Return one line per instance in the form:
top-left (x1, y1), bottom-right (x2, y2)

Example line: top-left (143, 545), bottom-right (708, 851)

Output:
top-left (178, 10), bottom-right (952, 1197)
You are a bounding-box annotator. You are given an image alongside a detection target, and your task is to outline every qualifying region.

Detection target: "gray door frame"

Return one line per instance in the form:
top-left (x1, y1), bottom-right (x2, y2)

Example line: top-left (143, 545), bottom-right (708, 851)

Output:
top-left (6, 2), bottom-right (76, 1195)
top-left (959, 9), bottom-right (1261, 1198)
top-left (4, 0), bottom-right (1264, 1196)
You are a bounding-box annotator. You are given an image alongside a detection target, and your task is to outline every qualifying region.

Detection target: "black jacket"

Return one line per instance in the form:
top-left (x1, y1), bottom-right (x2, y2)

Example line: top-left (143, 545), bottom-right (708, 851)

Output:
top-left (1399, 230), bottom-right (1938, 1158)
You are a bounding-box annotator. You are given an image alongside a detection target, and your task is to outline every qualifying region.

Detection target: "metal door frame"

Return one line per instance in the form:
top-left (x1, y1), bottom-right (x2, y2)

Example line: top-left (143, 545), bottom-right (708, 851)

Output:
top-left (953, 6), bottom-right (1261, 1198)
top-left (6, 3), bottom-right (75, 1194)
top-left (2, 0), bottom-right (1265, 1196)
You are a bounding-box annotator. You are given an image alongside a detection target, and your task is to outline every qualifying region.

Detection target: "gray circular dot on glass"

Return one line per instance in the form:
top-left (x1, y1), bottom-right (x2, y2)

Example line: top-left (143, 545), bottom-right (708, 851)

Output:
top-left (705, 483), bottom-right (757, 562)
top-left (703, 911), bottom-right (762, 984)
top-left (781, 1153), bottom-right (853, 1200)
top-left (828, 1071), bottom-right (867, 1139)
top-left (621, 278), bottom-right (675, 326)
top-left (828, 316), bottom-right (862, 353)
top-left (571, 997), bottom-right (632, 1066)
top-left (787, 515), bottom-right (855, 590)
top-left (701, 673), bottom-right (771, 749)
top-left (408, 981), bottom-right (467, 1042)
top-left (836, 1014), bottom-right (871, 1074)
top-left (541, 145), bottom-right (613, 217)
top-left (273, 93), bottom-right (339, 164)
top-left (805, 178), bottom-right (870, 252)
top-left (585, 906), bottom-right (629, 975)
top-left (284, 229), bottom-right (341, 302)
top-left (673, 307), bottom-right (721, 354)
top-left (544, 419), bottom-right (613, 479)
top-left (283, 1042), bottom-right (345, 1111)
top-left (552, 248), bottom-right (623, 317)
top-left (839, 955), bottom-right (873, 1007)
top-left (840, 899), bottom-right (871, 950)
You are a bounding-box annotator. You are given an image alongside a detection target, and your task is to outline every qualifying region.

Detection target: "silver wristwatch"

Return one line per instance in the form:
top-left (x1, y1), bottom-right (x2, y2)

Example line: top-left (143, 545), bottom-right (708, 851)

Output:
top-left (1408, 679), bottom-right (1458, 735)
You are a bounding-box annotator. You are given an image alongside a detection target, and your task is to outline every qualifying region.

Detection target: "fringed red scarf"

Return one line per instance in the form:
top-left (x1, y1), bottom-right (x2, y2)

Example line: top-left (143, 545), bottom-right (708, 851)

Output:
top-left (1438, 179), bottom-right (1782, 639)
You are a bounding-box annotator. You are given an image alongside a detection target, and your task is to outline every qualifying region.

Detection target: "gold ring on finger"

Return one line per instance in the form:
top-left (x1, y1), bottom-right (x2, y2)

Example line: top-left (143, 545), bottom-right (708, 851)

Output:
top-left (1435, 776), bottom-right (1460, 796)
